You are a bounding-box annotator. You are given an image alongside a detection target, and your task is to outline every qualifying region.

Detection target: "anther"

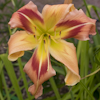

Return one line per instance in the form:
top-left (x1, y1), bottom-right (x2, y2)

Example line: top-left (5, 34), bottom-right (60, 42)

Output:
top-left (49, 35), bottom-right (51, 39)
top-left (34, 26), bottom-right (37, 36)
top-left (43, 39), bottom-right (46, 44)
top-left (35, 26), bottom-right (37, 30)
top-left (59, 31), bottom-right (61, 39)
top-left (59, 31), bottom-right (61, 35)
top-left (33, 34), bottom-right (35, 38)
top-left (55, 31), bottom-right (56, 37)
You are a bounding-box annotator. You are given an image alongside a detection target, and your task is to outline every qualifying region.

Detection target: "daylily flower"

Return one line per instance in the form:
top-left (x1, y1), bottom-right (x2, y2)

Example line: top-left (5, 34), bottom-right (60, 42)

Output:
top-left (8, 1), bottom-right (96, 98)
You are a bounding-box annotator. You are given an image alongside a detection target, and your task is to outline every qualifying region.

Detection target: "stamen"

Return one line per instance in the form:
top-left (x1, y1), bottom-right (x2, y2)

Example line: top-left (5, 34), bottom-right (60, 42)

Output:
top-left (38, 33), bottom-right (44, 42)
top-left (59, 31), bottom-right (61, 39)
top-left (55, 31), bottom-right (56, 37)
top-left (49, 35), bottom-right (51, 39)
top-left (33, 34), bottom-right (38, 41)
top-left (33, 26), bottom-right (38, 41)
top-left (50, 35), bottom-right (57, 43)
top-left (35, 26), bottom-right (37, 30)
top-left (54, 26), bottom-right (57, 32)
top-left (59, 31), bottom-right (61, 35)
top-left (48, 35), bottom-right (51, 45)
top-left (34, 26), bottom-right (37, 34)
top-left (33, 34), bottom-right (35, 38)
top-left (43, 39), bottom-right (46, 44)
top-left (54, 26), bottom-right (57, 37)
top-left (43, 39), bottom-right (46, 52)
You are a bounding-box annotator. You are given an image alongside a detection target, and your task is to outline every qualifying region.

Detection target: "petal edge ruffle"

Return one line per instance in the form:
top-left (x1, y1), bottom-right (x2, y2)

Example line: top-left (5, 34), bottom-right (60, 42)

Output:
top-left (49, 39), bottom-right (80, 86)
top-left (42, 4), bottom-right (75, 31)
top-left (8, 1), bottom-right (44, 34)
top-left (8, 31), bottom-right (38, 61)
top-left (55, 9), bottom-right (96, 40)
top-left (23, 40), bottom-right (56, 98)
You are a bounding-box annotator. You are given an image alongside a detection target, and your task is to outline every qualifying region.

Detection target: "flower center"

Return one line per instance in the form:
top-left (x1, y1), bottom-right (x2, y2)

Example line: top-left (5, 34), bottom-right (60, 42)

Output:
top-left (44, 34), bottom-right (48, 37)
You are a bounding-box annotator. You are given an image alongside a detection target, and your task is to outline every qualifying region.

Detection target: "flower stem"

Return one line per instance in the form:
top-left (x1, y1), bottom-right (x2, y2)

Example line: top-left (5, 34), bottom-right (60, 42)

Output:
top-left (8, 25), bottom-right (12, 36)
top-left (49, 77), bottom-right (61, 100)
top-left (80, 81), bottom-right (95, 100)
top-left (69, 87), bottom-right (74, 100)
top-left (83, 0), bottom-right (100, 45)
top-left (17, 58), bottom-right (31, 99)
top-left (76, 41), bottom-right (82, 61)
top-left (0, 91), bottom-right (4, 100)
top-left (83, 0), bottom-right (92, 18)
top-left (81, 67), bottom-right (100, 80)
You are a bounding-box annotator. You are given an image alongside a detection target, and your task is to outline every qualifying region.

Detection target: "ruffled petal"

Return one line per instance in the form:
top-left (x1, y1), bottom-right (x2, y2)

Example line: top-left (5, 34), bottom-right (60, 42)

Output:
top-left (55, 9), bottom-right (96, 40)
top-left (8, 31), bottom-right (38, 61)
top-left (23, 40), bottom-right (56, 98)
top-left (42, 4), bottom-right (75, 31)
top-left (8, 1), bottom-right (44, 34)
top-left (49, 39), bottom-right (80, 85)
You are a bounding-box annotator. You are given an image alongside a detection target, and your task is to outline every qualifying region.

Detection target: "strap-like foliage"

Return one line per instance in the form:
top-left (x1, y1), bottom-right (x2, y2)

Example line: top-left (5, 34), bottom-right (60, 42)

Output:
top-left (0, 0), bottom-right (100, 100)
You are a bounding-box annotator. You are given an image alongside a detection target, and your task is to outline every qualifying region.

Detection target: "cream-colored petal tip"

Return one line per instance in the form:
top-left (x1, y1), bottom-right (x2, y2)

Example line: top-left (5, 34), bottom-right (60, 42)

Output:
top-left (8, 51), bottom-right (24, 61)
top-left (65, 74), bottom-right (81, 86)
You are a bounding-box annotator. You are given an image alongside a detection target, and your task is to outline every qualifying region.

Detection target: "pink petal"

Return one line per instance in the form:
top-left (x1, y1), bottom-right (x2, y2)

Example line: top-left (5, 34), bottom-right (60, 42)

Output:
top-left (49, 39), bottom-right (80, 85)
top-left (55, 9), bottom-right (96, 40)
top-left (42, 4), bottom-right (75, 31)
top-left (8, 1), bottom-right (44, 34)
top-left (8, 31), bottom-right (38, 61)
top-left (23, 41), bottom-right (56, 98)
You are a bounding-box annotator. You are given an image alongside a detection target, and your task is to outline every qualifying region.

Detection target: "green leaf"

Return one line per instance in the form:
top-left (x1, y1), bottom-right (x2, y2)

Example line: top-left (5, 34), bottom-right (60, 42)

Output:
top-left (53, 66), bottom-right (66, 76)
top-left (0, 91), bottom-right (4, 100)
top-left (49, 77), bottom-right (61, 100)
top-left (0, 54), bottom-right (23, 100)
top-left (17, 58), bottom-right (31, 99)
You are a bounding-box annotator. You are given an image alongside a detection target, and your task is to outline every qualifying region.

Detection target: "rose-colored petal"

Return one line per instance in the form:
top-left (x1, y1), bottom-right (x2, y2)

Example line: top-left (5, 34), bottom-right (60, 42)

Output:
top-left (64, 0), bottom-right (72, 4)
top-left (23, 40), bottom-right (56, 98)
top-left (55, 9), bottom-right (96, 40)
top-left (8, 31), bottom-right (38, 61)
top-left (42, 4), bottom-right (75, 31)
top-left (49, 39), bottom-right (80, 85)
top-left (8, 1), bottom-right (44, 34)
top-left (28, 85), bottom-right (43, 99)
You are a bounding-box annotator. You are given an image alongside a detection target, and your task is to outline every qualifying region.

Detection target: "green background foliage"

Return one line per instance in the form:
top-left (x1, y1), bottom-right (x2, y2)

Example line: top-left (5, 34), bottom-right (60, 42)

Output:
top-left (0, 0), bottom-right (100, 100)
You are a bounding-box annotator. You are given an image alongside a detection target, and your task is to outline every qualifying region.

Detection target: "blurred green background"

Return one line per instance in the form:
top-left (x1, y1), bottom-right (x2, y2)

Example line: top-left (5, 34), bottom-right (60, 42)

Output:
top-left (0, 0), bottom-right (100, 100)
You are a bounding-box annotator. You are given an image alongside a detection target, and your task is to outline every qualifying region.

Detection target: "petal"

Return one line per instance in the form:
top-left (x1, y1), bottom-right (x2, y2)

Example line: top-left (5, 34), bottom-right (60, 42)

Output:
top-left (55, 9), bottom-right (96, 40)
top-left (49, 39), bottom-right (80, 85)
top-left (42, 4), bottom-right (75, 31)
top-left (28, 85), bottom-right (43, 99)
top-left (23, 40), bottom-right (56, 98)
top-left (64, 0), bottom-right (72, 4)
top-left (8, 1), bottom-right (44, 34)
top-left (8, 31), bottom-right (38, 61)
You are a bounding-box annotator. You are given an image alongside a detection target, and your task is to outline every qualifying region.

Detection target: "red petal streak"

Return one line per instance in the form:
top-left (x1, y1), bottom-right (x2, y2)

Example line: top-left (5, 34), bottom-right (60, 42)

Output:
top-left (56, 20), bottom-right (85, 39)
top-left (40, 56), bottom-right (48, 78)
top-left (18, 13), bottom-right (34, 33)
top-left (55, 9), bottom-right (96, 40)
top-left (57, 20), bottom-right (84, 28)
top-left (18, 9), bottom-right (44, 23)
top-left (23, 49), bottom-right (56, 98)
top-left (31, 50), bottom-right (39, 78)
top-left (8, 1), bottom-right (44, 33)
top-left (31, 49), bottom-right (48, 79)
top-left (64, 25), bottom-right (85, 39)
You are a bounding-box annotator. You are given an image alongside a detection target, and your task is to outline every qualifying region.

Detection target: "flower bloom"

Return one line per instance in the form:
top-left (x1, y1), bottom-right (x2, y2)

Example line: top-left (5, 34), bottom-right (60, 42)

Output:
top-left (8, 1), bottom-right (96, 98)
